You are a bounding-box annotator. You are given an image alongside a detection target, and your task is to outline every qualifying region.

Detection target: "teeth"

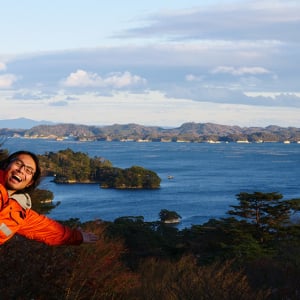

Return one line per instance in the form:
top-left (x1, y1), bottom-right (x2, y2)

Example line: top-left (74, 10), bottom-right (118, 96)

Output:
top-left (12, 175), bottom-right (22, 182)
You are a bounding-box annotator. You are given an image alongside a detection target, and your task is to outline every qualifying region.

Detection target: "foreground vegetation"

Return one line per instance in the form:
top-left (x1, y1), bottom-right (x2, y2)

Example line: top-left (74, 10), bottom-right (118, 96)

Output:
top-left (1, 192), bottom-right (300, 299)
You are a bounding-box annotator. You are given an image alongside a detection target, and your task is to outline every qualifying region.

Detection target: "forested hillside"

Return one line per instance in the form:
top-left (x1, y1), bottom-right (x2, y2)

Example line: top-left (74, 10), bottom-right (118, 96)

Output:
top-left (1, 191), bottom-right (300, 299)
top-left (38, 148), bottom-right (161, 189)
top-left (2, 122), bottom-right (300, 142)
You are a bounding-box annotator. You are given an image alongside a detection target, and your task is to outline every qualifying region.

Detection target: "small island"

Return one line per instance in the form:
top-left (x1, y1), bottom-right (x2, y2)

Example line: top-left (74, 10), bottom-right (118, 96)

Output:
top-left (159, 209), bottom-right (182, 224)
top-left (38, 148), bottom-right (161, 189)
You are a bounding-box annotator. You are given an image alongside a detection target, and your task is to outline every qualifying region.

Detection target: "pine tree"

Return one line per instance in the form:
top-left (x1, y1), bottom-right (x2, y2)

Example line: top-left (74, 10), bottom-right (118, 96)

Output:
top-left (228, 192), bottom-right (300, 243)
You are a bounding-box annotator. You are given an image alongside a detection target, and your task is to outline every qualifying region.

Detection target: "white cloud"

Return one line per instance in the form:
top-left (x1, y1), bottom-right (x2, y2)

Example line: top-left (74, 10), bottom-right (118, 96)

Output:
top-left (49, 100), bottom-right (68, 107)
top-left (0, 1), bottom-right (299, 128)
top-left (11, 90), bottom-right (52, 100)
top-left (119, 0), bottom-right (300, 43)
top-left (0, 62), bottom-right (6, 71)
top-left (61, 69), bottom-right (147, 89)
top-left (185, 74), bottom-right (204, 82)
top-left (62, 70), bottom-right (102, 88)
top-left (0, 74), bottom-right (17, 88)
top-left (103, 71), bottom-right (147, 88)
top-left (211, 66), bottom-right (271, 76)
top-left (1, 90), bottom-right (300, 128)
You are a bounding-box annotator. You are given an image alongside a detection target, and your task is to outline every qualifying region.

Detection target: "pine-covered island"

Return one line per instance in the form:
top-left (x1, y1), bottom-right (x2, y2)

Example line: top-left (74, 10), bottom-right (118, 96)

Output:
top-left (38, 148), bottom-right (161, 189)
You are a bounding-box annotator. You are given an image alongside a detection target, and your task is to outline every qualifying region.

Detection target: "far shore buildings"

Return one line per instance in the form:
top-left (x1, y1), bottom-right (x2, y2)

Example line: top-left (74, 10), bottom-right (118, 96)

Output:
top-left (11, 134), bottom-right (300, 144)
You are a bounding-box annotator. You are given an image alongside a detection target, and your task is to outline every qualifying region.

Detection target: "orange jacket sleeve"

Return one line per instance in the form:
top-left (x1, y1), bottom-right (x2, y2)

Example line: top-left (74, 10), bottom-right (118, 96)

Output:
top-left (17, 209), bottom-right (83, 246)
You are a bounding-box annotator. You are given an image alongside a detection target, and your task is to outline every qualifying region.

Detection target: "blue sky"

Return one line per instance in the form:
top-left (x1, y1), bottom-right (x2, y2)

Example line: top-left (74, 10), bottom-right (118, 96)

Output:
top-left (1, 0), bottom-right (300, 127)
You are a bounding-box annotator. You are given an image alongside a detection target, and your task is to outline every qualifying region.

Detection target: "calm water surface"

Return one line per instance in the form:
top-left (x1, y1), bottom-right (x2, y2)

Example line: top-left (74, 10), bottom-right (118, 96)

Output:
top-left (5, 138), bottom-right (300, 228)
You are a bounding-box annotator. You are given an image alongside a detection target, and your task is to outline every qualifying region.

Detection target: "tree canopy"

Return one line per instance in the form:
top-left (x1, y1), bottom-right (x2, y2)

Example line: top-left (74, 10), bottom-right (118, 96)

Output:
top-left (38, 148), bottom-right (161, 189)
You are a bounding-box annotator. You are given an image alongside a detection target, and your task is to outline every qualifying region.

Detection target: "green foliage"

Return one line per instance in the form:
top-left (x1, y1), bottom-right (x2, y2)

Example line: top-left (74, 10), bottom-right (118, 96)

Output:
top-left (1, 191), bottom-right (300, 298)
top-left (106, 217), bottom-right (167, 258)
top-left (229, 192), bottom-right (287, 226)
top-left (38, 149), bottom-right (160, 188)
top-left (228, 192), bottom-right (300, 243)
top-left (179, 192), bottom-right (300, 265)
top-left (98, 165), bottom-right (161, 189)
top-left (30, 188), bottom-right (59, 214)
top-left (181, 218), bottom-right (268, 264)
top-left (106, 215), bottom-right (183, 263)
top-left (159, 209), bottom-right (181, 223)
top-left (39, 148), bottom-right (103, 182)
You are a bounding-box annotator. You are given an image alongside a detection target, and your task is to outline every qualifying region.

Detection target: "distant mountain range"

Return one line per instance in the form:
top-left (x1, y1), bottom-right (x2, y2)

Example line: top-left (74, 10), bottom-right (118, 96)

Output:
top-left (1, 118), bottom-right (300, 143)
top-left (0, 118), bottom-right (55, 129)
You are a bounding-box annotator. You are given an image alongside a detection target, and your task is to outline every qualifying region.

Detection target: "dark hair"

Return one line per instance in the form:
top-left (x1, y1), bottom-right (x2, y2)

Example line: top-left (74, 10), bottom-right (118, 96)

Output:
top-left (0, 150), bottom-right (41, 193)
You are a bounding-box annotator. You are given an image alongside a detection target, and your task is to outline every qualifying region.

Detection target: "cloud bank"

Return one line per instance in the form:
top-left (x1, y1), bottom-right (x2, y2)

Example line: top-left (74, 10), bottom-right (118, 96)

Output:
top-left (0, 0), bottom-right (300, 127)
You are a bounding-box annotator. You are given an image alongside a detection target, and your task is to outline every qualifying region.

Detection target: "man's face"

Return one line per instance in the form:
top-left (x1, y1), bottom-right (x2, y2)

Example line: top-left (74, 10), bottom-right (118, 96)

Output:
top-left (4, 154), bottom-right (36, 192)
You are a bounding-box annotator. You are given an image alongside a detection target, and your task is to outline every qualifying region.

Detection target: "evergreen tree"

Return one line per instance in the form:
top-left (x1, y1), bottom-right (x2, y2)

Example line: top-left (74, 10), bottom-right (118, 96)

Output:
top-left (228, 192), bottom-right (300, 243)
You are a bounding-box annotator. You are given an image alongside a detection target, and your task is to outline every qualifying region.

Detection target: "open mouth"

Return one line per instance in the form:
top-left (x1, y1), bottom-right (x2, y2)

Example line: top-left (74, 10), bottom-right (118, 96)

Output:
top-left (12, 174), bottom-right (22, 183)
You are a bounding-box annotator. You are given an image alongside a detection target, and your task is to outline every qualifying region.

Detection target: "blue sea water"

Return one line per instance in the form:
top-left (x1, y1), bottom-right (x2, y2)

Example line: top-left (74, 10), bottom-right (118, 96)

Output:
top-left (4, 138), bottom-right (300, 228)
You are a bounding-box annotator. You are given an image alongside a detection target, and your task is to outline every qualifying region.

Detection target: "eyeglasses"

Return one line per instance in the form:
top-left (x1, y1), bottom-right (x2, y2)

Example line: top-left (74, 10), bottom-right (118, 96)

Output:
top-left (11, 158), bottom-right (36, 176)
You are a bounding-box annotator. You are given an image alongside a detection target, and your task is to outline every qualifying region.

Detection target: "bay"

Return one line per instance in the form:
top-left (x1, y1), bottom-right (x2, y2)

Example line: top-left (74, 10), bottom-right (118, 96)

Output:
top-left (4, 138), bottom-right (300, 228)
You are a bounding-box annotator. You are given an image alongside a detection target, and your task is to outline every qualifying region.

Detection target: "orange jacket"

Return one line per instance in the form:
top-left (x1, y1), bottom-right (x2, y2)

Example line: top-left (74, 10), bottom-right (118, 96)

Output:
top-left (0, 170), bottom-right (83, 246)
